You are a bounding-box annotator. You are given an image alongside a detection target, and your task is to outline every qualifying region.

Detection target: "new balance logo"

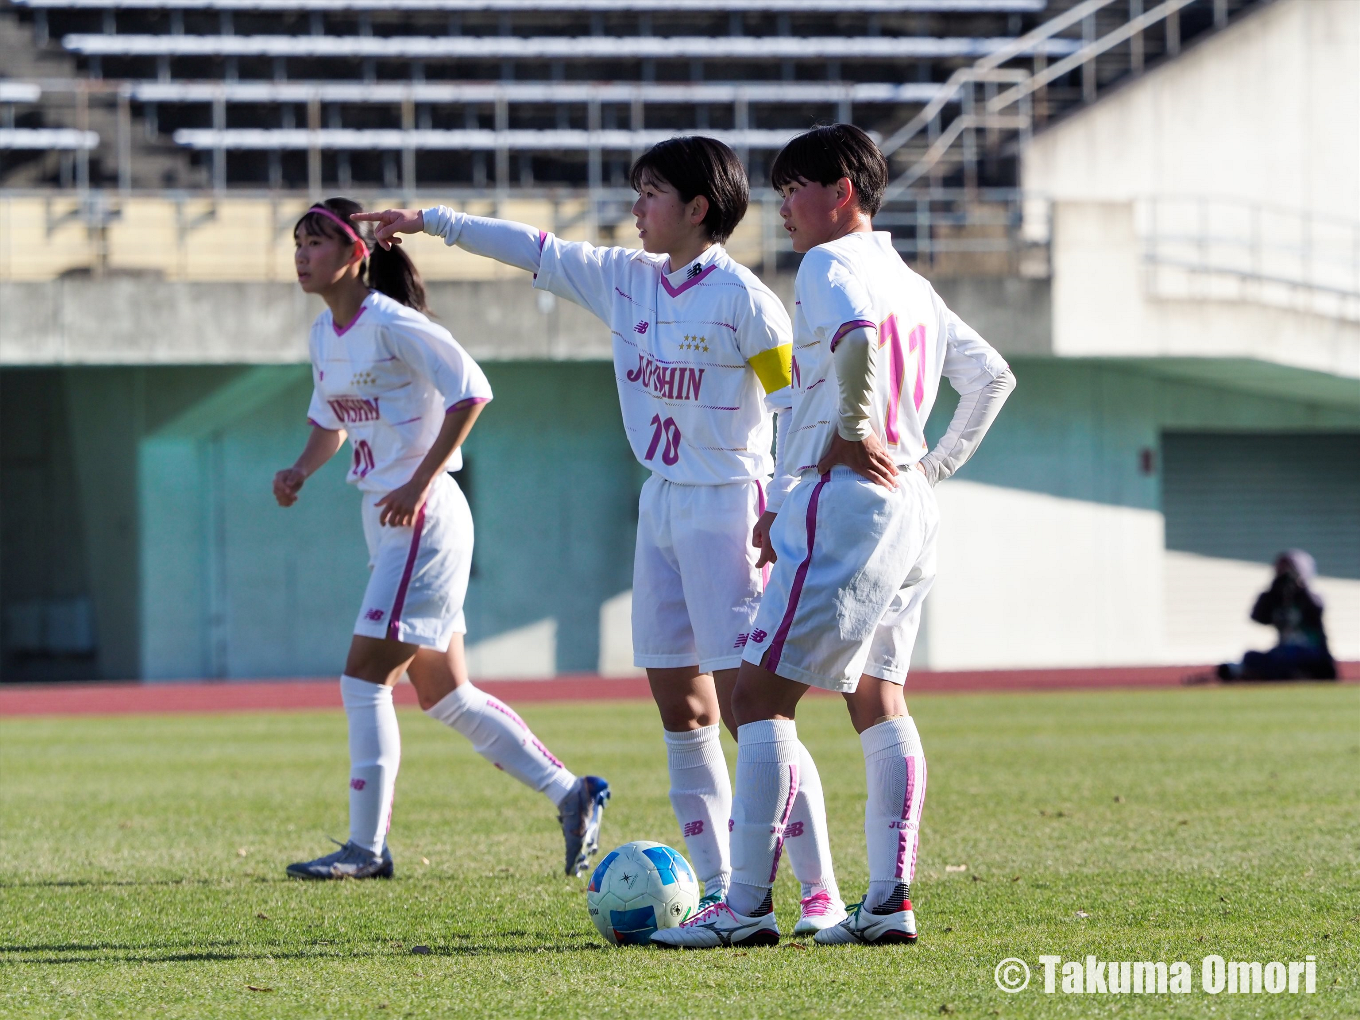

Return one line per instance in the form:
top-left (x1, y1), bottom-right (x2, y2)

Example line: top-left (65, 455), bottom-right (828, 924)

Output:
top-left (350, 778), bottom-right (367, 791)
top-left (786, 821), bottom-right (804, 837)
top-left (683, 820), bottom-right (705, 837)
top-left (728, 818), bottom-right (735, 832)
top-left (750, 628), bottom-right (768, 643)
top-left (364, 608), bottom-right (385, 621)
top-left (687, 262), bottom-right (703, 279)
top-left (634, 321), bottom-right (649, 334)
top-left (733, 633), bottom-right (749, 649)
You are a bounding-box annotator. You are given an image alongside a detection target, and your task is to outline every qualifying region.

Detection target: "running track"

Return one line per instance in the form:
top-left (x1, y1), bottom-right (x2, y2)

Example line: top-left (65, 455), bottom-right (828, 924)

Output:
top-left (1, 664), bottom-right (1354, 717)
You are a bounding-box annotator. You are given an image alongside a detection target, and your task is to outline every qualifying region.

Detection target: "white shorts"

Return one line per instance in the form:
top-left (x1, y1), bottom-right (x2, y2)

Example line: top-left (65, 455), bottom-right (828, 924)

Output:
top-left (741, 466), bottom-right (938, 693)
top-left (353, 472), bottom-right (472, 651)
top-left (632, 474), bottom-right (767, 674)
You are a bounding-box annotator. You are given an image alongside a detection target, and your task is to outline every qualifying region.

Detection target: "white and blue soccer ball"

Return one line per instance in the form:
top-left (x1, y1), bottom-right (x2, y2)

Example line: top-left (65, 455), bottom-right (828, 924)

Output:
top-left (586, 840), bottom-right (700, 946)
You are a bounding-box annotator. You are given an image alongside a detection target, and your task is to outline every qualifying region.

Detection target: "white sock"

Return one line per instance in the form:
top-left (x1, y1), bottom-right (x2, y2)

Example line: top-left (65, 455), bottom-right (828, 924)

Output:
top-left (727, 719), bottom-right (801, 916)
top-left (861, 716), bottom-right (927, 911)
top-left (341, 674), bottom-right (401, 855)
top-left (424, 682), bottom-right (577, 806)
top-left (784, 741), bottom-right (841, 904)
top-left (664, 725), bottom-right (731, 899)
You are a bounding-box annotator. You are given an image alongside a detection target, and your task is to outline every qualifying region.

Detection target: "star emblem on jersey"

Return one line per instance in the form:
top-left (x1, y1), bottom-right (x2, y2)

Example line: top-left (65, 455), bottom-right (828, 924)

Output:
top-left (679, 334), bottom-right (710, 353)
top-left (350, 370), bottom-right (378, 387)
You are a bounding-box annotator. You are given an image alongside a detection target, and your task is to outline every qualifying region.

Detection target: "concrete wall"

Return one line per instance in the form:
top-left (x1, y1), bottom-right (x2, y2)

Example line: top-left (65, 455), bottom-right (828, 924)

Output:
top-left (1023, 0), bottom-right (1359, 219)
top-left (923, 357), bottom-right (1360, 670)
top-left (0, 274), bottom-right (1052, 366)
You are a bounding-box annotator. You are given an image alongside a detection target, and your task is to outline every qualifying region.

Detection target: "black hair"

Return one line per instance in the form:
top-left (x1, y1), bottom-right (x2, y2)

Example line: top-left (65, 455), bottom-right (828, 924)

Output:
top-left (628, 136), bottom-right (749, 243)
top-left (770, 124), bottom-right (889, 217)
top-left (294, 197), bottom-right (431, 316)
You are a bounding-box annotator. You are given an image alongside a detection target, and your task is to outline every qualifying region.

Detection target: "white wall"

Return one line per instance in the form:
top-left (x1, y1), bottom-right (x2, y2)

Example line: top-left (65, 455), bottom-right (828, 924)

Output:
top-left (1024, 0), bottom-right (1359, 219)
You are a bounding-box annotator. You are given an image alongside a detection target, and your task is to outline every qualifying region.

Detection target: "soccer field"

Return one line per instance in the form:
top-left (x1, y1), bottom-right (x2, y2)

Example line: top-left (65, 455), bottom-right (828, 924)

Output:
top-left (2, 685), bottom-right (1356, 1019)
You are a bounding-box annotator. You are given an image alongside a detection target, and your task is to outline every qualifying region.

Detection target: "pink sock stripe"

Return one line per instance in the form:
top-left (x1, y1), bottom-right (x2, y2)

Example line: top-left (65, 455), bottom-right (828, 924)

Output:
top-left (487, 695), bottom-right (565, 768)
top-left (768, 761), bottom-right (801, 884)
top-left (908, 757), bottom-right (927, 884)
top-left (829, 318), bottom-right (877, 353)
top-left (385, 505), bottom-right (426, 641)
top-left (765, 472), bottom-right (830, 672)
top-left (895, 756), bottom-right (916, 880)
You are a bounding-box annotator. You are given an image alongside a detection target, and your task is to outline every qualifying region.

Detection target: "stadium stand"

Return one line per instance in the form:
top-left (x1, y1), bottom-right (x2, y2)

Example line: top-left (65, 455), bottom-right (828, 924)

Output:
top-left (1, 0), bottom-right (1265, 273)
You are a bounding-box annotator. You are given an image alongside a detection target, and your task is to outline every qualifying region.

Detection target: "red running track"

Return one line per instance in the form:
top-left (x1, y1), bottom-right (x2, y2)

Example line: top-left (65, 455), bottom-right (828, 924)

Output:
top-left (1, 664), bottom-right (1354, 717)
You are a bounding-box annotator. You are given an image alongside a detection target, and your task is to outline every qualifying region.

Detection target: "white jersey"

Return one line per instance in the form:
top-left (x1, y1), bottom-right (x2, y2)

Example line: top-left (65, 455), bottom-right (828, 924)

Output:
top-left (306, 290), bottom-right (493, 494)
top-left (785, 231), bottom-right (1009, 476)
top-left (422, 208), bottom-right (794, 493)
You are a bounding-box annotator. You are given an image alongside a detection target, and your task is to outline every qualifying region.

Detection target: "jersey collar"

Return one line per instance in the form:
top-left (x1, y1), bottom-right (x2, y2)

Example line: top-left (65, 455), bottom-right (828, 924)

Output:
top-left (661, 244), bottom-right (724, 297)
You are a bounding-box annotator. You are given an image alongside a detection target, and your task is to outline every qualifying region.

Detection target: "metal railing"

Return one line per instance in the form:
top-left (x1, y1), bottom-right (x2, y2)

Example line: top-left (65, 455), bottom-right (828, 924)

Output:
top-left (880, 0), bottom-right (1244, 198)
top-left (1139, 196), bottom-right (1360, 322)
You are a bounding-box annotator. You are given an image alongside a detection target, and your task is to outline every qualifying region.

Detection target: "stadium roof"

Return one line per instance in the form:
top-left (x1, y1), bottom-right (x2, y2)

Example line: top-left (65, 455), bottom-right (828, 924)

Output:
top-left (18, 1), bottom-right (1047, 12)
top-left (64, 34), bottom-right (1081, 59)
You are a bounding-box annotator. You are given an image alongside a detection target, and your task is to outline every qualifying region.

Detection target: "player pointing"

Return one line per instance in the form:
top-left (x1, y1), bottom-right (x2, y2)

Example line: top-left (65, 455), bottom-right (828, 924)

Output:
top-left (654, 125), bottom-right (1016, 948)
top-left (357, 137), bottom-right (847, 933)
top-left (278, 198), bottom-right (608, 881)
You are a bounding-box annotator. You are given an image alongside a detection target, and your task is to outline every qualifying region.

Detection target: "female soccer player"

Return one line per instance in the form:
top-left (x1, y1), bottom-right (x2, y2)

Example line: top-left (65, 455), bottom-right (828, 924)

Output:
top-left (356, 138), bottom-right (846, 933)
top-left (278, 198), bottom-right (609, 881)
top-left (654, 125), bottom-right (1016, 948)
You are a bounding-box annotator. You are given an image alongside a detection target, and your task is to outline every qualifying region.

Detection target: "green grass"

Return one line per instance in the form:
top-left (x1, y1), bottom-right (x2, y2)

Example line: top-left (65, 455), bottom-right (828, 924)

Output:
top-left (1, 685), bottom-right (1357, 1019)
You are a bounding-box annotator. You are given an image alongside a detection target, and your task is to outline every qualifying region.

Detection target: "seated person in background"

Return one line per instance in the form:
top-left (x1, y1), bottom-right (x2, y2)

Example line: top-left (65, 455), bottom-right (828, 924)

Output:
top-left (1218, 550), bottom-right (1337, 681)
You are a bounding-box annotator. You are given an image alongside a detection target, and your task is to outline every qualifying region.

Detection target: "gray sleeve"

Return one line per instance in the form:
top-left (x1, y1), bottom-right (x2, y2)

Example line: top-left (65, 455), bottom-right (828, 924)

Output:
top-left (919, 369), bottom-right (1016, 485)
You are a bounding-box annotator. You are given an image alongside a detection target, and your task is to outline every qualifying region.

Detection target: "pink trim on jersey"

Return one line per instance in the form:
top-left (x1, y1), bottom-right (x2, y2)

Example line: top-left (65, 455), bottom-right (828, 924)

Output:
top-left (829, 319), bottom-right (876, 353)
top-left (659, 263), bottom-right (717, 298)
top-left (537, 229), bottom-right (547, 252)
top-left (332, 302), bottom-right (369, 337)
top-left (765, 470), bottom-right (831, 672)
top-left (447, 396), bottom-right (491, 414)
top-left (385, 504), bottom-right (426, 641)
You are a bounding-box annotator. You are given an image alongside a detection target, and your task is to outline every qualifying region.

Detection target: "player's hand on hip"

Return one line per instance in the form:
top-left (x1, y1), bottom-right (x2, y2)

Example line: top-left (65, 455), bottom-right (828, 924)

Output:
top-left (273, 467), bottom-right (306, 507)
top-left (350, 209), bottom-right (423, 250)
top-left (817, 432), bottom-right (899, 490)
top-left (376, 477), bottom-right (431, 527)
top-left (752, 510), bottom-right (778, 568)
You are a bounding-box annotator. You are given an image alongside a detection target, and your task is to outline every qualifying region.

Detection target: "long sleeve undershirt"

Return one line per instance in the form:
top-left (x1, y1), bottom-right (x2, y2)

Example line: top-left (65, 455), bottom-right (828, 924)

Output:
top-left (422, 206), bottom-right (544, 273)
top-left (918, 369), bottom-right (1016, 485)
top-left (832, 325), bottom-right (878, 442)
top-left (765, 405), bottom-right (795, 514)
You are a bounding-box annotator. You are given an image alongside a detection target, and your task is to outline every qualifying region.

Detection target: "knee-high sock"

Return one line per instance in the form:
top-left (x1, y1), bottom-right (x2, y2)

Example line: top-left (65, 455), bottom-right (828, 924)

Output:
top-left (727, 719), bottom-right (801, 917)
top-left (425, 682), bottom-right (577, 806)
top-left (664, 725), bottom-right (731, 899)
top-left (861, 715), bottom-right (927, 910)
top-left (342, 674), bottom-right (401, 855)
top-left (784, 741), bottom-right (841, 903)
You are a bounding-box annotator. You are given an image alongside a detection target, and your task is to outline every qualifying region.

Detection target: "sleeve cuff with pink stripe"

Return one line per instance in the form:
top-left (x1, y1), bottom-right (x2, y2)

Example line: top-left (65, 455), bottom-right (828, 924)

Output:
top-left (830, 319), bottom-right (877, 353)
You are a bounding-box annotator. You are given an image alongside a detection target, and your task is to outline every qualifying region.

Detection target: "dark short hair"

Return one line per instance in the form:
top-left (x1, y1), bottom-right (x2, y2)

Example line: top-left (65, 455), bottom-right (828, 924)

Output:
top-left (770, 124), bottom-right (889, 217)
top-left (629, 136), bottom-right (749, 243)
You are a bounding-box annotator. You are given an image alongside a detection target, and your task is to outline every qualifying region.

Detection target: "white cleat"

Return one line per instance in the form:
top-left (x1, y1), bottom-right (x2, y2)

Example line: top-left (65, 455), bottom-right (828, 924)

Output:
top-left (813, 885), bottom-right (918, 945)
top-left (792, 890), bottom-right (848, 936)
top-left (649, 899), bottom-right (781, 949)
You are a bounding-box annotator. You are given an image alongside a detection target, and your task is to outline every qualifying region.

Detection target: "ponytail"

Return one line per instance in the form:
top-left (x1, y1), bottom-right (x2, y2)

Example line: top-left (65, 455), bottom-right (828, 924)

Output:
top-left (294, 196), bottom-right (432, 316)
top-left (367, 242), bottom-right (431, 317)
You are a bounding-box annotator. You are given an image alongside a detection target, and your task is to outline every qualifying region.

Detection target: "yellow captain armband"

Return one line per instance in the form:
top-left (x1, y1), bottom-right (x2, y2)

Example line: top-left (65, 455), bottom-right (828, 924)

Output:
top-left (748, 344), bottom-right (793, 393)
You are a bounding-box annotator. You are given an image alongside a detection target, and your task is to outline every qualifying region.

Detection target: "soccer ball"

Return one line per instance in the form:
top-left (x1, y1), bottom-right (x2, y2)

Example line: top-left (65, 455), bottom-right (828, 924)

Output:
top-left (586, 840), bottom-right (700, 946)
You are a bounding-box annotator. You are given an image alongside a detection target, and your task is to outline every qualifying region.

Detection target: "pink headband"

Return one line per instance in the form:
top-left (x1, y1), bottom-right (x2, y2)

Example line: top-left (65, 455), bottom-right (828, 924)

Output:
top-left (305, 205), bottom-right (369, 257)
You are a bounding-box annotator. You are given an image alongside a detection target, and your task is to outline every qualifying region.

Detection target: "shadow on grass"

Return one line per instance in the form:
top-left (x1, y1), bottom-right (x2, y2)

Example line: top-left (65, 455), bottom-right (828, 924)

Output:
top-left (3, 942), bottom-right (609, 966)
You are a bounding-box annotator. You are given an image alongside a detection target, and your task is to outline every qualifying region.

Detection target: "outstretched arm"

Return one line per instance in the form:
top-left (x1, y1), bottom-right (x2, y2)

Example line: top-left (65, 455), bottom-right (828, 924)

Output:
top-left (353, 206), bottom-right (544, 273)
top-left (274, 424), bottom-right (346, 507)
